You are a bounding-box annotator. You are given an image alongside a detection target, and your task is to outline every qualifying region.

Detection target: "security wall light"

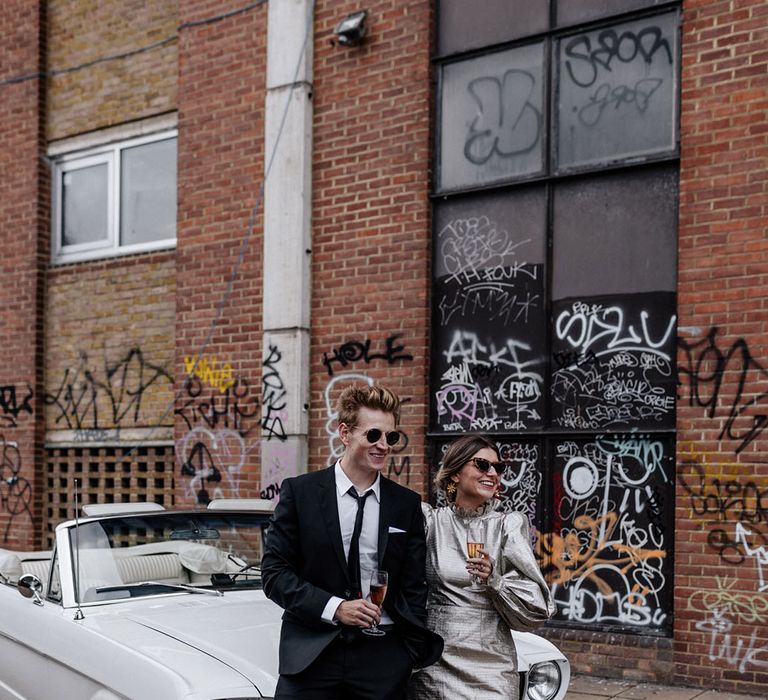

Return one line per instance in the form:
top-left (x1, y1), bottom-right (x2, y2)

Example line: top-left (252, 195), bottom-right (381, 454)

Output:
top-left (334, 10), bottom-right (368, 46)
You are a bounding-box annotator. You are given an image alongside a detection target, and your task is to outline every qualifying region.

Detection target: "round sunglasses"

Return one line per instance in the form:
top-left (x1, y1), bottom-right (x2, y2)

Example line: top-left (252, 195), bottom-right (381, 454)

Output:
top-left (469, 457), bottom-right (506, 473)
top-left (354, 427), bottom-right (401, 446)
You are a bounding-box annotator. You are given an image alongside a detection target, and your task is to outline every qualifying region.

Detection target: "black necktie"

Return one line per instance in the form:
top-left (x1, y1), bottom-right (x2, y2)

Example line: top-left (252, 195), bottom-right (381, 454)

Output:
top-left (347, 487), bottom-right (372, 598)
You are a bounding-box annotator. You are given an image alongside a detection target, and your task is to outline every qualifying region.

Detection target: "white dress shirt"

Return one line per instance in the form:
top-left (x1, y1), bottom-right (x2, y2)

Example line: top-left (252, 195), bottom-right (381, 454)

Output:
top-left (320, 461), bottom-right (393, 625)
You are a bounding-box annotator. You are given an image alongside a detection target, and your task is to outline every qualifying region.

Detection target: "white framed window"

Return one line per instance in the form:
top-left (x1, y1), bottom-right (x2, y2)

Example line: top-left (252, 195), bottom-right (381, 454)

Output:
top-left (51, 129), bottom-right (177, 264)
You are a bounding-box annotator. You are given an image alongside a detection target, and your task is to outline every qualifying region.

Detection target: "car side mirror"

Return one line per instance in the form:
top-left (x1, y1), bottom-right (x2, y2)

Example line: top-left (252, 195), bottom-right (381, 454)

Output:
top-left (18, 573), bottom-right (44, 606)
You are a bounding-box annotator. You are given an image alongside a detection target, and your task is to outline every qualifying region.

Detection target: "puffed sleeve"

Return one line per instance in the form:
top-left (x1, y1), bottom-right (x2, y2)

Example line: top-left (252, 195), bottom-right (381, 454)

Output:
top-left (485, 512), bottom-right (555, 631)
top-left (420, 501), bottom-right (435, 536)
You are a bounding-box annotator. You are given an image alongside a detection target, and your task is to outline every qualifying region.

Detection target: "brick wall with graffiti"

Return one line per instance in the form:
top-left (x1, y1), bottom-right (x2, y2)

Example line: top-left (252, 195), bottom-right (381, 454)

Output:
top-left (0, 0), bottom-right (46, 551)
top-left (0, 0), bottom-right (765, 694)
top-left (173, 0), bottom-right (268, 507)
top-left (45, 255), bottom-right (176, 440)
top-left (309, 0), bottom-right (433, 496)
top-left (670, 0), bottom-right (768, 691)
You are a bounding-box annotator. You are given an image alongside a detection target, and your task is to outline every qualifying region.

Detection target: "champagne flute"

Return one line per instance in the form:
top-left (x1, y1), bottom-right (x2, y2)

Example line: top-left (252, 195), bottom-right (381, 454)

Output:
top-left (465, 519), bottom-right (487, 591)
top-left (362, 569), bottom-right (388, 636)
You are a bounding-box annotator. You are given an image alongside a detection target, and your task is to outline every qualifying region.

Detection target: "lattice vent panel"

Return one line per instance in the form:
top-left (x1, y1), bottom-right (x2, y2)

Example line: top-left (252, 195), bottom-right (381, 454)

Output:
top-left (43, 445), bottom-right (175, 548)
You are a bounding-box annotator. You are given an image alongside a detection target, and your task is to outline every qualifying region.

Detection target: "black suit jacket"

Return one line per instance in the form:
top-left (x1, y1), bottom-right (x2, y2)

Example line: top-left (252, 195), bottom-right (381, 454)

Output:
top-left (261, 466), bottom-right (443, 675)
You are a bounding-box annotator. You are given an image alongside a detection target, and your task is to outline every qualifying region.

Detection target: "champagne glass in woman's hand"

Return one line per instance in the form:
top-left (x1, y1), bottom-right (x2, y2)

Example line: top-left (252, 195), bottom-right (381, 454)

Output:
top-left (465, 520), bottom-right (487, 591)
top-left (362, 569), bottom-right (388, 636)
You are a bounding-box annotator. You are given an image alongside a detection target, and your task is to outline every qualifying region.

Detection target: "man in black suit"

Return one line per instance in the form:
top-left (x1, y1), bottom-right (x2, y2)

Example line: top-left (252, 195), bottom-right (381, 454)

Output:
top-left (262, 384), bottom-right (443, 699)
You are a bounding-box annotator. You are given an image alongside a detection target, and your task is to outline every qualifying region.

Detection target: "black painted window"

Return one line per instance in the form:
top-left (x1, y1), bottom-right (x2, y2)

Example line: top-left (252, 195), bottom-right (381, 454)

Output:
top-left (430, 2), bottom-right (680, 635)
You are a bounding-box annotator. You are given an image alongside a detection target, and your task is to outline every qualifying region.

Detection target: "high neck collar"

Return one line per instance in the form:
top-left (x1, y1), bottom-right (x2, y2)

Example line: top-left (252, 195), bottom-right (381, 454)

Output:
top-left (450, 501), bottom-right (495, 518)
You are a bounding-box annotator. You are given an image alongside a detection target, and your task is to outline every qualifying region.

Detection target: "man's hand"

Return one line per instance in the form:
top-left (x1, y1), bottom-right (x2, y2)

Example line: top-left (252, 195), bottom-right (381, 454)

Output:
top-left (335, 599), bottom-right (381, 628)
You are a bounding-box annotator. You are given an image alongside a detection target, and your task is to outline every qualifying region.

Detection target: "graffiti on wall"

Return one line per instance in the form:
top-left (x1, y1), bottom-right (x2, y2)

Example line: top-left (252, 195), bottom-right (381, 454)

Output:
top-left (177, 426), bottom-right (252, 506)
top-left (496, 441), bottom-right (541, 526)
top-left (432, 215), bottom-right (545, 433)
top-left (258, 342), bottom-right (306, 503)
top-left (175, 375), bottom-right (259, 505)
top-left (562, 23), bottom-right (673, 128)
top-left (0, 385), bottom-right (33, 428)
top-left (184, 355), bottom-right (235, 394)
top-left (463, 68), bottom-right (543, 167)
top-left (0, 436), bottom-right (32, 542)
top-left (557, 12), bottom-right (677, 167)
top-left (537, 435), bottom-right (672, 630)
top-left (260, 440), bottom-right (297, 502)
top-left (679, 437), bottom-right (768, 673)
top-left (176, 377), bottom-right (259, 436)
top-left (323, 335), bottom-right (413, 377)
top-left (45, 348), bottom-right (173, 431)
top-left (678, 327), bottom-right (768, 454)
top-left (690, 575), bottom-right (768, 672)
top-left (551, 295), bottom-right (677, 431)
top-left (261, 344), bottom-right (288, 442)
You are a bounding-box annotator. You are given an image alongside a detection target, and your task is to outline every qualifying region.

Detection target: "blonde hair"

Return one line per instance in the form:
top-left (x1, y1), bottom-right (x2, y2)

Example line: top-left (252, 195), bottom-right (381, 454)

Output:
top-left (336, 384), bottom-right (401, 428)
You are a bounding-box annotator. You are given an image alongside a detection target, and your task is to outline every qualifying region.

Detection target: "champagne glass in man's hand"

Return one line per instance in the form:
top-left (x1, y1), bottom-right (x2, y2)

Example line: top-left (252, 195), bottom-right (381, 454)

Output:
top-left (362, 569), bottom-right (388, 636)
top-left (465, 520), bottom-right (487, 591)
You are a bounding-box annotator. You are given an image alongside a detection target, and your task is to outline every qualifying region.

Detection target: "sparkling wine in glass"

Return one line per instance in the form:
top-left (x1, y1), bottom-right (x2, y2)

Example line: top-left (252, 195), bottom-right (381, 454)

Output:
top-left (362, 569), bottom-right (388, 637)
top-left (465, 520), bottom-right (487, 591)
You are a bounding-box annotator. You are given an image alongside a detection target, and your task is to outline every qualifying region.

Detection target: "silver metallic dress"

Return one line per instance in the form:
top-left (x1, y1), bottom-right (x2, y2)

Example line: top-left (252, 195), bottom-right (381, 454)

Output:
top-left (408, 503), bottom-right (555, 700)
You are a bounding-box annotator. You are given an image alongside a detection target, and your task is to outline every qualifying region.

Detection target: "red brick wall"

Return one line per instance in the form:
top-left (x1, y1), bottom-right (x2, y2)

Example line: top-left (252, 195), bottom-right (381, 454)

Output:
top-left (174, 0), bottom-right (268, 506)
top-left (674, 0), bottom-right (768, 693)
top-left (309, 0), bottom-right (434, 496)
top-left (0, 1), bottom-right (47, 549)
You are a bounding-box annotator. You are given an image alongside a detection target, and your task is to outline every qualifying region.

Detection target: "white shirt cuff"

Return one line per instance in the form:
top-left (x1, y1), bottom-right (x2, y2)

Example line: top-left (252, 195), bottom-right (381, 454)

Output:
top-left (321, 596), bottom-right (344, 625)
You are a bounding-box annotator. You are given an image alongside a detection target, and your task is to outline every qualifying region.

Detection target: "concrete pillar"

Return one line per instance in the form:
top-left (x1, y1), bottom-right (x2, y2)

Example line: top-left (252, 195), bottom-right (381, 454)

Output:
top-left (261, 0), bottom-right (313, 495)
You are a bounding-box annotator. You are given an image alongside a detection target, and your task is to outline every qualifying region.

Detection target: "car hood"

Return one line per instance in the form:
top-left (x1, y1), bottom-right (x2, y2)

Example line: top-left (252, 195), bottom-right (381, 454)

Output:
top-left (91, 593), bottom-right (282, 696)
top-left (513, 630), bottom-right (567, 670)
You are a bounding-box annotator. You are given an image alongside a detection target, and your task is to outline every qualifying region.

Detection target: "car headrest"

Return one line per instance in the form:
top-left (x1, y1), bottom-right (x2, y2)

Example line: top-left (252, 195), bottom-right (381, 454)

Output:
top-left (0, 550), bottom-right (23, 582)
top-left (178, 542), bottom-right (230, 574)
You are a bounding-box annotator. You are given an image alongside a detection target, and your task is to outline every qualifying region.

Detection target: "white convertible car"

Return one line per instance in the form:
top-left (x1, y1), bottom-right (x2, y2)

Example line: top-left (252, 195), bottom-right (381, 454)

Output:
top-left (0, 500), bottom-right (569, 700)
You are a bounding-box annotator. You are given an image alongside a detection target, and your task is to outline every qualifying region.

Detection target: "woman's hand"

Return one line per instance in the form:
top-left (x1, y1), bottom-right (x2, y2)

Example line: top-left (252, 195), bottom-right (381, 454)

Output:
top-left (466, 547), bottom-right (494, 583)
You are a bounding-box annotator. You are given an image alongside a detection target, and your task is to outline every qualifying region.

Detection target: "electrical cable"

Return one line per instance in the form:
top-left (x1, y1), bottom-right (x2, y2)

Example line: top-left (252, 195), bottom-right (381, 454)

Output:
top-left (3, 0), bottom-right (316, 482)
top-left (179, 0), bottom-right (267, 30)
top-left (120, 0), bottom-right (316, 463)
top-left (0, 1), bottom-right (267, 87)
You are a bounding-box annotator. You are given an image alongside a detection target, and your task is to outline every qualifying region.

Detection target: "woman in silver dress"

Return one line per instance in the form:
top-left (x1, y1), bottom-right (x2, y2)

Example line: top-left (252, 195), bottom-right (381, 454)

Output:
top-left (408, 434), bottom-right (555, 699)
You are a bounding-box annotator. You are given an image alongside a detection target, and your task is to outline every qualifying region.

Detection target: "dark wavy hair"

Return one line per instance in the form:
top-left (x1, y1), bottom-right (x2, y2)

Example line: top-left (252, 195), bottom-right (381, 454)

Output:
top-left (433, 434), bottom-right (499, 497)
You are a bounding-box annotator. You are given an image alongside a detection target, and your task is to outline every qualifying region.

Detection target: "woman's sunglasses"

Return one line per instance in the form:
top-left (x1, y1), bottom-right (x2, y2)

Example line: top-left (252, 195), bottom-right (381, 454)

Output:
top-left (470, 457), bottom-right (506, 473)
top-left (355, 427), bottom-right (401, 446)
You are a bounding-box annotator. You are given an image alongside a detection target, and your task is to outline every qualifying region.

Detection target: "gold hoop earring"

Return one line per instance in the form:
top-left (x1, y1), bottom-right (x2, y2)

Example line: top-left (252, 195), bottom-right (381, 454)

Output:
top-left (446, 482), bottom-right (457, 495)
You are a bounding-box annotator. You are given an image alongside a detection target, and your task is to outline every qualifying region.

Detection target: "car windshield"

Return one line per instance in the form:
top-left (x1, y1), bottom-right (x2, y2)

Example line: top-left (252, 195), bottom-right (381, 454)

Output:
top-left (66, 511), bottom-right (270, 604)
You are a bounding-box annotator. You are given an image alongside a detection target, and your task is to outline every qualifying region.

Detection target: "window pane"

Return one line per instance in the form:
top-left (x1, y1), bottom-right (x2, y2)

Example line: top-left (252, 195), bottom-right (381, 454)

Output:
top-left (556, 0), bottom-right (670, 27)
top-left (62, 164), bottom-right (109, 246)
top-left (556, 11), bottom-right (678, 170)
top-left (550, 167), bottom-right (678, 431)
top-left (438, 43), bottom-right (545, 191)
top-left (120, 138), bottom-right (177, 246)
top-left (438, 0), bottom-right (550, 56)
top-left (541, 435), bottom-right (674, 633)
top-left (552, 166), bottom-right (678, 298)
top-left (431, 187), bottom-right (547, 433)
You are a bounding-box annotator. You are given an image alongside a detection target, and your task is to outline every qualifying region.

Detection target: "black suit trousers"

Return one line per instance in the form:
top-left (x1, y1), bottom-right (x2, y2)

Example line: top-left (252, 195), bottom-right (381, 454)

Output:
top-left (274, 627), bottom-right (413, 700)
